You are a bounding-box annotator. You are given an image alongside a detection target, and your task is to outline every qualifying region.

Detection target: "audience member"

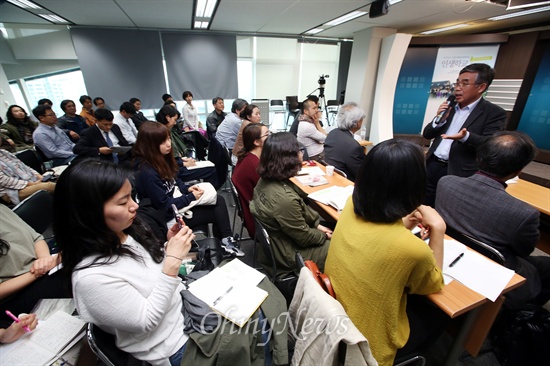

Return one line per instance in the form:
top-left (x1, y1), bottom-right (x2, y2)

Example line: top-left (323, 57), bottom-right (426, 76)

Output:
top-left (113, 102), bottom-right (138, 145)
top-left (181, 91), bottom-right (206, 137)
top-left (93, 97), bottom-right (106, 109)
top-left (250, 132), bottom-right (332, 280)
top-left (156, 106), bottom-right (219, 189)
top-left (0, 313), bottom-right (38, 343)
top-left (32, 105), bottom-right (76, 166)
top-left (289, 95), bottom-right (320, 136)
top-left (0, 127), bottom-right (16, 153)
top-left (132, 122), bottom-right (235, 245)
top-left (73, 108), bottom-right (131, 164)
top-left (2, 105), bottom-right (36, 151)
top-left (79, 95), bottom-right (98, 127)
top-left (162, 93), bottom-right (173, 103)
top-left (129, 97), bottom-right (149, 130)
top-left (297, 99), bottom-right (327, 162)
top-left (422, 63), bottom-right (506, 207)
top-left (436, 131), bottom-right (550, 308)
top-left (232, 104), bottom-right (261, 159)
top-left (216, 98), bottom-right (248, 150)
top-left (206, 97), bottom-right (226, 139)
top-left (54, 160), bottom-right (286, 365)
top-left (325, 139), bottom-right (446, 366)
top-left (37, 98), bottom-right (52, 106)
top-left (0, 147), bottom-right (55, 205)
top-left (323, 102), bottom-right (366, 181)
top-left (0, 205), bottom-right (66, 328)
top-left (231, 123), bottom-right (269, 238)
top-left (57, 99), bottom-right (88, 141)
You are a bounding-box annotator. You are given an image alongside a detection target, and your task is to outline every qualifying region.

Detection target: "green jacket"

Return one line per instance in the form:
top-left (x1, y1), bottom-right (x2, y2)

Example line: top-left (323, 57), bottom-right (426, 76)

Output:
top-left (2, 121), bottom-right (36, 147)
top-left (250, 178), bottom-right (330, 279)
top-left (182, 277), bottom-right (289, 366)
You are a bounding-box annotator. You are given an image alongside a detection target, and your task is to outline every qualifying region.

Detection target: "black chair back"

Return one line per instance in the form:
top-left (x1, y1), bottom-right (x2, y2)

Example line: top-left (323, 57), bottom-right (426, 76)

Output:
top-left (12, 190), bottom-right (53, 235)
top-left (270, 99), bottom-right (284, 107)
top-left (229, 179), bottom-right (251, 240)
top-left (446, 226), bottom-right (505, 265)
top-left (253, 217), bottom-right (278, 282)
top-left (181, 130), bottom-right (209, 160)
top-left (87, 323), bottom-right (135, 366)
top-left (15, 149), bottom-right (44, 173)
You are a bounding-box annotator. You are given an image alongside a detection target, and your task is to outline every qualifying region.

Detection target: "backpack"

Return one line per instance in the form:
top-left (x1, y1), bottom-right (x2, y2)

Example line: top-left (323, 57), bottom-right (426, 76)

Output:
top-left (493, 306), bottom-right (550, 365)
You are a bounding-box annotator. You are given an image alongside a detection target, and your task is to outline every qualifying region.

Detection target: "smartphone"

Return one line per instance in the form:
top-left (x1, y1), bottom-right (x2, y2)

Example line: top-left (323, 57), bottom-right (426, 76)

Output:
top-left (171, 204), bottom-right (185, 229)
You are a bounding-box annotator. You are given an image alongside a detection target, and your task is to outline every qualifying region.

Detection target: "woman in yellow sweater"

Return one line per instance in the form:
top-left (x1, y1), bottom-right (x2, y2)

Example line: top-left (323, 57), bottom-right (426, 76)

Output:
top-left (325, 139), bottom-right (446, 366)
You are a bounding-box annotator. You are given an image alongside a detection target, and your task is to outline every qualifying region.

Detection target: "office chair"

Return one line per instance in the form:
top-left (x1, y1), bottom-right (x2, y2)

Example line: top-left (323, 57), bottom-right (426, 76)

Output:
top-left (12, 190), bottom-right (53, 235)
top-left (326, 99), bottom-right (339, 125)
top-left (285, 96), bottom-right (300, 130)
top-left (33, 145), bottom-right (53, 170)
top-left (87, 323), bottom-right (148, 366)
top-left (269, 99), bottom-right (286, 129)
top-left (253, 217), bottom-right (299, 305)
top-left (181, 130), bottom-right (209, 161)
top-left (333, 167), bottom-right (348, 179)
top-left (228, 179), bottom-right (252, 242)
top-left (15, 149), bottom-right (44, 173)
top-left (446, 226), bottom-right (505, 265)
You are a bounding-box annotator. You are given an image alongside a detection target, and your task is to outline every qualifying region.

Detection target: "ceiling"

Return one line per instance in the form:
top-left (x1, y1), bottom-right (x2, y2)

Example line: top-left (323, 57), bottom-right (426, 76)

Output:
top-left (0, 0), bottom-right (549, 39)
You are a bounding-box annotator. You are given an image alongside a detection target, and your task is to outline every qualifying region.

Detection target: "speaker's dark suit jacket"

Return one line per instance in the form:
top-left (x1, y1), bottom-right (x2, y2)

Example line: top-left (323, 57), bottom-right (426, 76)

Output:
top-left (436, 173), bottom-right (542, 305)
top-left (423, 98), bottom-right (506, 177)
top-left (323, 128), bottom-right (364, 182)
top-left (73, 124), bottom-right (130, 163)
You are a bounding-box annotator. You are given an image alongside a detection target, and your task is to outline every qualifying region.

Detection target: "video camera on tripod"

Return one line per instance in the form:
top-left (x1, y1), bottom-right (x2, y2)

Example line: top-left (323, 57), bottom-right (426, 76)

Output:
top-left (318, 74), bottom-right (329, 97)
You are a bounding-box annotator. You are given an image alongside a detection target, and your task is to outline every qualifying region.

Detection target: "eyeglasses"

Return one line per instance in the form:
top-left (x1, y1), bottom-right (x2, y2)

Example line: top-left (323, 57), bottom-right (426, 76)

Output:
top-left (455, 80), bottom-right (481, 88)
top-left (44, 113), bottom-right (56, 117)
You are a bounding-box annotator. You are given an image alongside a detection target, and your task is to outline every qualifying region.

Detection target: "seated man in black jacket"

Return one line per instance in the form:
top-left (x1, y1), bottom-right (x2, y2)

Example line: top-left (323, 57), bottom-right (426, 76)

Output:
top-left (73, 108), bottom-right (131, 164)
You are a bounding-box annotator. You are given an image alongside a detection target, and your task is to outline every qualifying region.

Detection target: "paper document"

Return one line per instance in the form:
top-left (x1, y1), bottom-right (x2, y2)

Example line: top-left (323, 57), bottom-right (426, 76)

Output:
top-left (442, 239), bottom-right (515, 301)
top-left (294, 175), bottom-right (329, 187)
top-left (296, 166), bottom-right (325, 176)
top-left (0, 311), bottom-right (86, 366)
top-left (187, 160), bottom-right (215, 170)
top-left (308, 185), bottom-right (354, 211)
top-left (188, 260), bottom-right (268, 327)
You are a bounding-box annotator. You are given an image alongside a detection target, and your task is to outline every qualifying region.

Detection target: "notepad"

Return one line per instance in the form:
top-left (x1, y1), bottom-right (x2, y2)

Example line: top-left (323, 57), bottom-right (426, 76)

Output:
top-left (186, 160), bottom-right (215, 170)
top-left (308, 185), bottom-right (353, 211)
top-left (0, 311), bottom-right (86, 366)
top-left (188, 260), bottom-right (268, 327)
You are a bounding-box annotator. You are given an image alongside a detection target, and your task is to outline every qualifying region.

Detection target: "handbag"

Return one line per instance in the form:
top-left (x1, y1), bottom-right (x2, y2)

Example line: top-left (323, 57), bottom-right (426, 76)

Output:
top-left (174, 182), bottom-right (217, 219)
top-left (191, 238), bottom-right (224, 272)
top-left (304, 260), bottom-right (336, 298)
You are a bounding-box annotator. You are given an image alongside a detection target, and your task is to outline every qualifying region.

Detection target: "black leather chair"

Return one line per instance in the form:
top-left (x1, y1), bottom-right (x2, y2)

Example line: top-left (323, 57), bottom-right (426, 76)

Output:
top-left (12, 189), bottom-right (53, 235)
top-left (87, 323), bottom-right (148, 366)
top-left (181, 130), bottom-right (209, 161)
top-left (15, 149), bottom-right (44, 173)
top-left (446, 226), bottom-right (505, 265)
top-left (285, 96), bottom-right (300, 130)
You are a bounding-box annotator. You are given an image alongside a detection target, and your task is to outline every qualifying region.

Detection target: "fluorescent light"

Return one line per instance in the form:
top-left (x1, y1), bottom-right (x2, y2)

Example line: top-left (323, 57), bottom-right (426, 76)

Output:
top-left (389, 0), bottom-right (403, 4)
top-left (420, 23), bottom-right (469, 35)
top-left (194, 21), bottom-right (209, 29)
top-left (325, 11), bottom-right (367, 26)
top-left (488, 5), bottom-right (550, 20)
top-left (38, 14), bottom-right (70, 24)
top-left (195, 0), bottom-right (217, 18)
top-left (305, 28), bottom-right (324, 35)
top-left (7, 0), bottom-right (42, 9)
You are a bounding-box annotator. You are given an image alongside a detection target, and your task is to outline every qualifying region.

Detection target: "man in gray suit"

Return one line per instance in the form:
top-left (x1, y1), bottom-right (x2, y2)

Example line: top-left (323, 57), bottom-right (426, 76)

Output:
top-left (323, 102), bottom-right (366, 182)
top-left (436, 131), bottom-right (549, 308)
top-left (423, 63), bottom-right (506, 207)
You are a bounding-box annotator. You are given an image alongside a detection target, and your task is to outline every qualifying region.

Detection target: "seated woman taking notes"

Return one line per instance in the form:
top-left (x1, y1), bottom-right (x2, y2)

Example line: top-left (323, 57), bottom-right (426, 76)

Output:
top-left (325, 139), bottom-right (446, 366)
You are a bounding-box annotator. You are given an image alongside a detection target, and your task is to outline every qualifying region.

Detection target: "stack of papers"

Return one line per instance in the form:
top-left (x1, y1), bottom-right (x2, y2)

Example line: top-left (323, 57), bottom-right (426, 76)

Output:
top-left (308, 185), bottom-right (354, 211)
top-left (442, 239), bottom-right (515, 301)
top-left (295, 166), bottom-right (329, 187)
top-left (187, 160), bottom-right (215, 170)
top-left (188, 259), bottom-right (268, 327)
top-left (0, 311), bottom-right (86, 366)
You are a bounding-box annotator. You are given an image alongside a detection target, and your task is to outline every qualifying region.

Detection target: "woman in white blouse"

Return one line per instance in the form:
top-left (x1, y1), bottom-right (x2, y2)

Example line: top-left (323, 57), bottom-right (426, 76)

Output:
top-left (181, 91), bottom-right (206, 137)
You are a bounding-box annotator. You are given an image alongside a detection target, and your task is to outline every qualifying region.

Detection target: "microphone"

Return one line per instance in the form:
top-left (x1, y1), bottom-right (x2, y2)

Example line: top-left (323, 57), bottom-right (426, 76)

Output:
top-left (433, 95), bottom-right (456, 125)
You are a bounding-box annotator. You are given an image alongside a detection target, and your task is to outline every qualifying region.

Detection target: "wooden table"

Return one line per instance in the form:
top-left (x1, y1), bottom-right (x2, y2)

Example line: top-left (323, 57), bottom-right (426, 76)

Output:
top-left (291, 164), bottom-right (526, 364)
top-left (506, 178), bottom-right (550, 216)
top-left (290, 162), bottom-right (354, 221)
top-left (358, 139), bottom-right (373, 154)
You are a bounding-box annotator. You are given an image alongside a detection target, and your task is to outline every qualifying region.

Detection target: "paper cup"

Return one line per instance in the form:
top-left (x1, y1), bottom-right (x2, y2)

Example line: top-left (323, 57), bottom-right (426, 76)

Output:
top-left (326, 165), bottom-right (335, 176)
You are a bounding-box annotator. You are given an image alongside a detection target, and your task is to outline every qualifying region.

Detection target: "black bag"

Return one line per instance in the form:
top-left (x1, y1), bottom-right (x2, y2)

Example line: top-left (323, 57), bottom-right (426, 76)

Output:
top-left (493, 306), bottom-right (550, 365)
top-left (191, 238), bottom-right (223, 272)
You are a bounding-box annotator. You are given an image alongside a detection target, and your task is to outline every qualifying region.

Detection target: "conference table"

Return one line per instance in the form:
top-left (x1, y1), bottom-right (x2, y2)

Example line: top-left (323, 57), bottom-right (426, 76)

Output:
top-left (506, 178), bottom-right (550, 216)
top-left (290, 162), bottom-right (526, 365)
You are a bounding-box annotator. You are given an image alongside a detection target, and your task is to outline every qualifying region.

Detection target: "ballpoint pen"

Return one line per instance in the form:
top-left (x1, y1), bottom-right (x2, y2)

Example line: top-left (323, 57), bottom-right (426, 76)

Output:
top-left (5, 310), bottom-right (32, 333)
top-left (449, 253), bottom-right (464, 268)
top-left (213, 286), bottom-right (234, 306)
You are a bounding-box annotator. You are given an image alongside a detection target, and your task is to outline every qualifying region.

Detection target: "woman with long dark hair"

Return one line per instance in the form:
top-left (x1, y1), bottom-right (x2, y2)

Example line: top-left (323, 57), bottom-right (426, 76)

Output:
top-left (2, 105), bottom-right (36, 150)
top-left (133, 122), bottom-right (238, 251)
top-left (325, 139), bottom-right (446, 366)
top-left (232, 104), bottom-right (261, 158)
top-left (250, 132), bottom-right (332, 280)
top-left (53, 160), bottom-right (194, 365)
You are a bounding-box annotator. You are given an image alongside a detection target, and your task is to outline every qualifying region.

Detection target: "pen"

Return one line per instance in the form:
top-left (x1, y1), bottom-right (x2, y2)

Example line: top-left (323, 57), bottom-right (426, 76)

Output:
top-left (449, 253), bottom-right (464, 268)
top-left (213, 286), bottom-right (233, 306)
top-left (5, 310), bottom-right (31, 333)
